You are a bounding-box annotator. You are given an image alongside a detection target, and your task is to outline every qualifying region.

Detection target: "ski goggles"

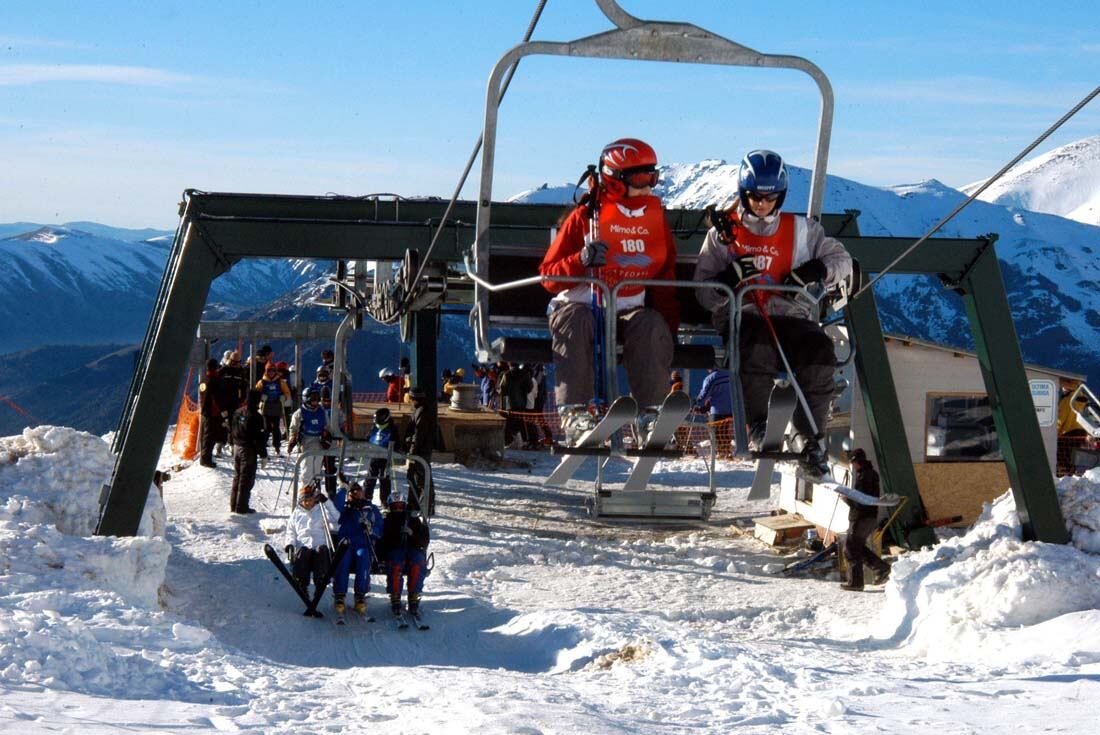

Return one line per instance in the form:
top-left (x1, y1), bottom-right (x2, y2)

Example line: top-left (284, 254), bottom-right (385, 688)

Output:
top-left (746, 191), bottom-right (781, 203)
top-left (620, 166), bottom-right (659, 189)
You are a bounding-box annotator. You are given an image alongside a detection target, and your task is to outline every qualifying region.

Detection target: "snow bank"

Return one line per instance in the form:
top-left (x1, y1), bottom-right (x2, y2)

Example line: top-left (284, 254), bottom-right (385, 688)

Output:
top-left (0, 426), bottom-right (183, 696)
top-left (875, 472), bottom-right (1100, 665)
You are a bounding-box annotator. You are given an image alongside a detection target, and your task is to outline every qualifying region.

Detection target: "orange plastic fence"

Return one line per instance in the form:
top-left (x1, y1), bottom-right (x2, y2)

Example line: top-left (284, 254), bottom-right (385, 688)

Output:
top-left (171, 369), bottom-right (200, 460)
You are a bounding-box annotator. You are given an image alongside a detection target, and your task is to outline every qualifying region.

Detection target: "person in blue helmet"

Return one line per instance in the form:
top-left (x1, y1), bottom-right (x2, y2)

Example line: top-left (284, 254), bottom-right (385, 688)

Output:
top-left (365, 407), bottom-right (402, 506)
top-left (331, 478), bottom-right (384, 616)
top-left (694, 149), bottom-right (852, 479)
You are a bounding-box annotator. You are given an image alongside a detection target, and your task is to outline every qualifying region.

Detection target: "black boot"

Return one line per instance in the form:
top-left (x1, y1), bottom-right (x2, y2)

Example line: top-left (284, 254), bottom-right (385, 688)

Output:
top-left (841, 560), bottom-right (865, 592)
top-left (408, 593), bottom-right (421, 615)
top-left (799, 443), bottom-right (830, 481)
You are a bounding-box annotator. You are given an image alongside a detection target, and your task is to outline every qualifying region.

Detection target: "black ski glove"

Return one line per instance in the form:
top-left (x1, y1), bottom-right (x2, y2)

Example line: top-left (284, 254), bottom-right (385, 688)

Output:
top-left (579, 240), bottom-right (609, 268)
top-left (716, 254), bottom-right (760, 289)
top-left (284, 545), bottom-right (296, 563)
top-left (784, 258), bottom-right (827, 288)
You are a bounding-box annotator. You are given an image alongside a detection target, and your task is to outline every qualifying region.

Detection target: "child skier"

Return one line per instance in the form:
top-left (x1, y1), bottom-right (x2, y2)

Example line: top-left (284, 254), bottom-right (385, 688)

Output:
top-left (332, 480), bottom-right (384, 617)
top-left (379, 487), bottom-right (430, 622)
top-left (365, 407), bottom-right (401, 506)
top-left (283, 483), bottom-right (336, 601)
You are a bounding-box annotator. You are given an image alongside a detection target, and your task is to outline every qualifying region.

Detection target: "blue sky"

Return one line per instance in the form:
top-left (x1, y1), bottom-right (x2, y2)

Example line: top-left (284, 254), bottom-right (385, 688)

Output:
top-left (1, 0), bottom-right (1097, 228)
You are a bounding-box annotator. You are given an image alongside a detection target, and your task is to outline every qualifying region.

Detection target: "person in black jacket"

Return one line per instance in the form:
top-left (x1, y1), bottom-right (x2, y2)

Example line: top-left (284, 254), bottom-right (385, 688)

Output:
top-left (198, 359), bottom-right (227, 468)
top-left (403, 386), bottom-right (435, 516)
top-left (378, 490), bottom-right (430, 616)
top-left (841, 448), bottom-right (892, 591)
top-left (230, 389), bottom-right (266, 514)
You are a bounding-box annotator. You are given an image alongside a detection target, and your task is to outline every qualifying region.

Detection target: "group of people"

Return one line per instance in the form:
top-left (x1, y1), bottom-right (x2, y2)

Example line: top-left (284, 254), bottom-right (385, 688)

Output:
top-left (282, 475), bottom-right (429, 619)
top-left (196, 346), bottom-right (344, 513)
top-left (538, 138), bottom-right (852, 481)
top-left (536, 137), bottom-right (887, 590)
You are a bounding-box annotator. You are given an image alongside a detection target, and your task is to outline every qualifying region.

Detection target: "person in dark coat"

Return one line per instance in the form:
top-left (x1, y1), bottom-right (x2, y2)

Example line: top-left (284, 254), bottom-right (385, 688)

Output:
top-left (498, 362), bottom-right (534, 449)
top-left (841, 448), bottom-right (892, 591)
top-left (198, 359), bottom-right (227, 468)
top-left (229, 389), bottom-right (266, 513)
top-left (403, 386), bottom-right (435, 516)
top-left (378, 489), bottom-right (430, 616)
top-left (219, 350), bottom-right (248, 411)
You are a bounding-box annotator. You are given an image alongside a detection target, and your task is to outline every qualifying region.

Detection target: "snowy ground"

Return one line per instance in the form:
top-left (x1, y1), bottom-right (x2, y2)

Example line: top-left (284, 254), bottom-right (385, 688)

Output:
top-left (2, 427), bottom-right (1100, 734)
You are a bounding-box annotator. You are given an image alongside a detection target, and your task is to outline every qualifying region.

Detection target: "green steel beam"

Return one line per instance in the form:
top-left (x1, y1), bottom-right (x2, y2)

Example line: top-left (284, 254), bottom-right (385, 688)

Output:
top-left (97, 224), bottom-right (221, 536)
top-left (847, 274), bottom-right (937, 549)
top-left (956, 245), bottom-right (1069, 543)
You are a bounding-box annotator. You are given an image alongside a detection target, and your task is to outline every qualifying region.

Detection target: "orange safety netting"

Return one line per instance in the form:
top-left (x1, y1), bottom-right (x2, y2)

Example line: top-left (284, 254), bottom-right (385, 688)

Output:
top-left (171, 368), bottom-right (200, 460)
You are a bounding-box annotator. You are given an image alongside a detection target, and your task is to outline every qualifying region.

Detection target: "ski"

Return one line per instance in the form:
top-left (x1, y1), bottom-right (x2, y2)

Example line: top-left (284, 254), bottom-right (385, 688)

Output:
top-left (780, 541), bottom-right (838, 576)
top-left (822, 482), bottom-right (901, 507)
top-left (747, 382), bottom-right (798, 501)
top-left (263, 543), bottom-right (323, 618)
top-left (408, 608), bottom-right (430, 630)
top-left (623, 391), bottom-right (691, 491)
top-left (304, 538), bottom-right (350, 617)
top-left (545, 396), bottom-right (639, 487)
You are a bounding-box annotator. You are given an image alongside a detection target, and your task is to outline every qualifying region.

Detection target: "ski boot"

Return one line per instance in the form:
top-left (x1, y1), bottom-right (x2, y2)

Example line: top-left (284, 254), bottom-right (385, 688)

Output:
top-left (354, 595), bottom-right (367, 616)
top-left (790, 434), bottom-right (830, 481)
top-left (558, 405), bottom-right (596, 447)
top-left (390, 596), bottom-right (402, 616)
top-left (408, 593), bottom-right (421, 616)
top-left (333, 594), bottom-right (346, 616)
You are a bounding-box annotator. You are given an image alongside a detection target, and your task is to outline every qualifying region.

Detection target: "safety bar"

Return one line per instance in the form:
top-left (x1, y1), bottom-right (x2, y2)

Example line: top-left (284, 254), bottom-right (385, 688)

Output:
top-left (292, 443), bottom-right (433, 524)
top-left (462, 253), bottom-right (616, 403)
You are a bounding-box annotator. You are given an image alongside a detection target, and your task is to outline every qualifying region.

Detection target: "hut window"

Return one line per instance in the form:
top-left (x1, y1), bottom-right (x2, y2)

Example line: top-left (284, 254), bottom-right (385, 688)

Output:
top-left (925, 394), bottom-right (1003, 462)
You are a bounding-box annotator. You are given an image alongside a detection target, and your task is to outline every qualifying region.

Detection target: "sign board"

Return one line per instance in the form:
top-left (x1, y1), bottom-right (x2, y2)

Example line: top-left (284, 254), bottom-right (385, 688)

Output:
top-left (1029, 379), bottom-right (1057, 427)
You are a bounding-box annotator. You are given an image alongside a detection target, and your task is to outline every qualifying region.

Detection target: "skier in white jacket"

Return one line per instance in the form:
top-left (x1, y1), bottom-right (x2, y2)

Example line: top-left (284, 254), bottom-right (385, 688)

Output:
top-left (283, 484), bottom-right (336, 596)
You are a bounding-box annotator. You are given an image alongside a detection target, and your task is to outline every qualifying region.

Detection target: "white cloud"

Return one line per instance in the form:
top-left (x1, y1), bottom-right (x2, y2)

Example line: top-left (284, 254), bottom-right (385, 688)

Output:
top-left (0, 63), bottom-right (196, 87)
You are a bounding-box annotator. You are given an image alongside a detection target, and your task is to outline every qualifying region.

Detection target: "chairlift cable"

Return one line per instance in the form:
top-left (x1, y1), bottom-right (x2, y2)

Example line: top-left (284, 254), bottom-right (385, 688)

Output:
top-left (852, 84), bottom-right (1100, 301)
top-left (399, 0), bottom-right (550, 310)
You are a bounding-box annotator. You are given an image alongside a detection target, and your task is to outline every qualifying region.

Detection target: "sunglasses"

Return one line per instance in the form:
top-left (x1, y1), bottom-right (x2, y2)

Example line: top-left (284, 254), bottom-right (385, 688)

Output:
top-left (621, 167), bottom-right (659, 189)
top-left (747, 191), bottom-right (781, 203)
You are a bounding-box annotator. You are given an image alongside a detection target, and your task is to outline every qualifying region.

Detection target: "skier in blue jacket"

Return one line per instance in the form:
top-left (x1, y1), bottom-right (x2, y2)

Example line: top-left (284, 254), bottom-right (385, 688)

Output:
top-left (365, 407), bottom-right (402, 506)
top-left (331, 480), bottom-right (384, 617)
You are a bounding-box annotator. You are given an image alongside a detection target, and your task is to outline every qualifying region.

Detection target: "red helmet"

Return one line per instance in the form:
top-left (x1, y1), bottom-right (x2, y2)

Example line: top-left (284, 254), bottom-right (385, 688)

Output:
top-left (276, 361), bottom-right (289, 370)
top-left (599, 138), bottom-right (658, 200)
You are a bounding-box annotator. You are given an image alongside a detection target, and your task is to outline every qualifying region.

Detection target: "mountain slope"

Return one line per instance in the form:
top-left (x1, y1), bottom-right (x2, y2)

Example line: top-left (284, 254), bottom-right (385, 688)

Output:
top-left (962, 136), bottom-right (1100, 227)
top-left (0, 225), bottom-right (323, 352)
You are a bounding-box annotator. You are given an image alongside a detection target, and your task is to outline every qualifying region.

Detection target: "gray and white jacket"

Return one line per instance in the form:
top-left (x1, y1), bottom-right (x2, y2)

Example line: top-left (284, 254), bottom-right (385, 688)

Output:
top-left (693, 205), bottom-right (853, 326)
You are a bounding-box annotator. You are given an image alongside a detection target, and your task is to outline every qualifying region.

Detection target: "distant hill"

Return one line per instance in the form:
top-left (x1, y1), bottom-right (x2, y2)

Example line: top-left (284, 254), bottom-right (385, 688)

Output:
top-left (962, 136), bottom-right (1100, 227)
top-left (0, 224), bottom-right (324, 352)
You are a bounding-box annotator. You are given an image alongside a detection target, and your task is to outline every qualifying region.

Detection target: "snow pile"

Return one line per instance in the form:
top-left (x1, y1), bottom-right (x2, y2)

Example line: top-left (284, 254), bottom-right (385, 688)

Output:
top-left (876, 474), bottom-right (1100, 665)
top-left (0, 426), bottom-right (190, 696)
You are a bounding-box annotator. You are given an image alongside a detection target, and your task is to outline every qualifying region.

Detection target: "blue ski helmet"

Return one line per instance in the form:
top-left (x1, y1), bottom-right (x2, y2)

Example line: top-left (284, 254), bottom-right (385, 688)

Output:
top-left (737, 150), bottom-right (788, 211)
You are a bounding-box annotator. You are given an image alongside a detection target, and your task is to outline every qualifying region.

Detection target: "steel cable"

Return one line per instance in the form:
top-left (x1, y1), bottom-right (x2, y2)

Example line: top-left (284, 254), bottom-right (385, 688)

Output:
top-left (853, 84), bottom-right (1100, 300)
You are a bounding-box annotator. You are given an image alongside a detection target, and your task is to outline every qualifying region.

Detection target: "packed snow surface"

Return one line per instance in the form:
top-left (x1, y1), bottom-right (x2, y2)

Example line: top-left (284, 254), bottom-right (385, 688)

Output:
top-left (1, 430), bottom-right (1099, 733)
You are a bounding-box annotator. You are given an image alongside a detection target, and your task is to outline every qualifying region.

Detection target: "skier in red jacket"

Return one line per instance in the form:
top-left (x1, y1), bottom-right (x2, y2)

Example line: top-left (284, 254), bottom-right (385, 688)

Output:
top-left (538, 138), bottom-right (680, 442)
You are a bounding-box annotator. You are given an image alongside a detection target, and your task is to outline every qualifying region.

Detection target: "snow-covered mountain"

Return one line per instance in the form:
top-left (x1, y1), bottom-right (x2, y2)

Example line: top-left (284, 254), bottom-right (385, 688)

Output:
top-left (0, 224), bottom-right (324, 352)
top-left (512, 155), bottom-right (1100, 385)
top-left (962, 136), bottom-right (1100, 227)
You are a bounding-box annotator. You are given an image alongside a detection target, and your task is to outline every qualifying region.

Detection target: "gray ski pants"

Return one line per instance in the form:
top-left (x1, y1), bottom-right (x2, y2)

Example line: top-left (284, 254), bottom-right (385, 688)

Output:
top-left (549, 302), bottom-right (673, 407)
